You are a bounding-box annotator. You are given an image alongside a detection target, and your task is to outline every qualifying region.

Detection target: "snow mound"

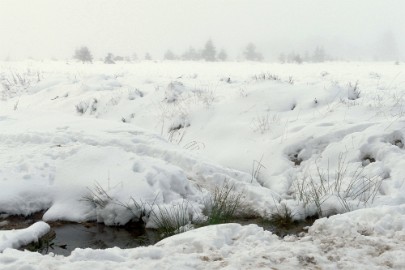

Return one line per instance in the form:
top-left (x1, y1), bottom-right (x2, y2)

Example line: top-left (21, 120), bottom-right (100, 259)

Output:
top-left (0, 112), bottom-right (273, 226)
top-left (0, 222), bottom-right (50, 252)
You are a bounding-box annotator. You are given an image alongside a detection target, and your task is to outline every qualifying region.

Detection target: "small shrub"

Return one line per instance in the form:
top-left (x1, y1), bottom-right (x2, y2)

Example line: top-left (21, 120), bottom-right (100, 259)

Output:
top-left (90, 98), bottom-right (98, 114)
top-left (75, 101), bottom-right (89, 114)
top-left (253, 114), bottom-right (271, 134)
top-left (165, 81), bottom-right (185, 103)
top-left (128, 89), bottom-right (144, 100)
top-left (253, 73), bottom-right (281, 81)
top-left (252, 113), bottom-right (280, 134)
top-left (192, 87), bottom-right (216, 108)
top-left (347, 81), bottom-right (360, 100)
top-left (1, 70), bottom-right (42, 100)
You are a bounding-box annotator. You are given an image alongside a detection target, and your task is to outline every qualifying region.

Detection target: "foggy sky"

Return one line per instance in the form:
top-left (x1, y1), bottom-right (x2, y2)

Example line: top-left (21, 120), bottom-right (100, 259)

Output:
top-left (0, 0), bottom-right (404, 61)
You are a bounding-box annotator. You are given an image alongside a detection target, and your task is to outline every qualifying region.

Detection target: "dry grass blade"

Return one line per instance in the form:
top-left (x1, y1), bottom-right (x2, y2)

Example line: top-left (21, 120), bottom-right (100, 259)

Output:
top-left (293, 153), bottom-right (384, 217)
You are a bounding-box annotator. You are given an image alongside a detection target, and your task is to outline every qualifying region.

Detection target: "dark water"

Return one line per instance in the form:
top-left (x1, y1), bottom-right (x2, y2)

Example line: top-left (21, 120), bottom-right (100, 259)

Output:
top-left (21, 222), bottom-right (160, 256)
top-left (0, 212), bottom-right (160, 256)
top-left (1, 213), bottom-right (315, 256)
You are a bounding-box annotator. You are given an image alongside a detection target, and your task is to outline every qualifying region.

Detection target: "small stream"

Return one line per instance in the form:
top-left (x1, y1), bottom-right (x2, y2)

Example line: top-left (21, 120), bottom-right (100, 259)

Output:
top-left (1, 213), bottom-right (315, 256)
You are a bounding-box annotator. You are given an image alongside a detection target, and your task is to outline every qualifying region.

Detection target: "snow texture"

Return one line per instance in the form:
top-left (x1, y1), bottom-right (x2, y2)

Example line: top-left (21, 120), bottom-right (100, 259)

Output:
top-left (1, 60), bottom-right (405, 268)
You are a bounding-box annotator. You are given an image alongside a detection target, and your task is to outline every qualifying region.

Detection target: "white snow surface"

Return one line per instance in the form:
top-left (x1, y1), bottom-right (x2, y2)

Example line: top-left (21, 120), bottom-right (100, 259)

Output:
top-left (1, 60), bottom-right (405, 268)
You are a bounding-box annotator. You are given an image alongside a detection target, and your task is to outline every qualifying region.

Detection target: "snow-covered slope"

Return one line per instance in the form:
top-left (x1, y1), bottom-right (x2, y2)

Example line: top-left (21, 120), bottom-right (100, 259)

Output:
top-left (1, 60), bottom-right (405, 268)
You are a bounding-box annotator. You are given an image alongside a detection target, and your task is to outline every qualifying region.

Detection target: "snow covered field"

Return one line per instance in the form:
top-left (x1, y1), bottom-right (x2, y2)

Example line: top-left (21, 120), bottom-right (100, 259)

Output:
top-left (1, 60), bottom-right (405, 269)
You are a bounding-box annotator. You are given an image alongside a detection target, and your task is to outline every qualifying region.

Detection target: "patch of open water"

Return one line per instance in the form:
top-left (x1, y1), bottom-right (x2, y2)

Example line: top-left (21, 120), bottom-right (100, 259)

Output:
top-left (1, 212), bottom-right (315, 256)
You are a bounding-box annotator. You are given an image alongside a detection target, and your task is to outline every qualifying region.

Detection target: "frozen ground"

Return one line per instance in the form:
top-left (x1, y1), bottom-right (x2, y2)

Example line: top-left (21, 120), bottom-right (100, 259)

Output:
top-left (1, 60), bottom-right (405, 269)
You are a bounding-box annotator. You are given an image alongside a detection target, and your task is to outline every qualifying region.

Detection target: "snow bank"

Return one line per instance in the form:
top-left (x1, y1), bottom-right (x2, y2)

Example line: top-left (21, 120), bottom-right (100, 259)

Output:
top-left (0, 222), bottom-right (50, 252)
top-left (0, 113), bottom-right (270, 225)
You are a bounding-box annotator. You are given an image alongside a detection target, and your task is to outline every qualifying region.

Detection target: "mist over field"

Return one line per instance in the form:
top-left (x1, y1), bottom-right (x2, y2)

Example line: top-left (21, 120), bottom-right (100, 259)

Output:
top-left (0, 0), bottom-right (404, 61)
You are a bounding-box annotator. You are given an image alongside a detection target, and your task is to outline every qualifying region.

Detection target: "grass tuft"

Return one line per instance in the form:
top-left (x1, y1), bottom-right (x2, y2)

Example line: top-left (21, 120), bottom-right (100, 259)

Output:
top-left (204, 182), bottom-right (244, 225)
top-left (293, 153), bottom-right (383, 217)
top-left (150, 201), bottom-right (191, 237)
top-left (268, 203), bottom-right (295, 228)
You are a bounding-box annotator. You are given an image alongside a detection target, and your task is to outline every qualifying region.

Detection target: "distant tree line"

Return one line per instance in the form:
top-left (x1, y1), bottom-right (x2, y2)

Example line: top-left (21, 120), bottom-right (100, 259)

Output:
top-left (72, 40), bottom-right (266, 63)
top-left (72, 43), bottom-right (332, 64)
top-left (163, 40), bottom-right (263, 62)
top-left (278, 46), bottom-right (328, 64)
top-left (164, 39), bottom-right (228, 62)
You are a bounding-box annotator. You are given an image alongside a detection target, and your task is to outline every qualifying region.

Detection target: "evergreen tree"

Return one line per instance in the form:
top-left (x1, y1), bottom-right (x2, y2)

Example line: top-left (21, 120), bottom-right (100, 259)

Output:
top-left (312, 46), bottom-right (326, 62)
top-left (182, 47), bottom-right (200, 61)
top-left (201, 39), bottom-right (217, 61)
top-left (278, 53), bottom-right (286, 63)
top-left (144, 53), bottom-right (152, 60)
top-left (217, 49), bottom-right (228, 61)
top-left (243, 43), bottom-right (263, 61)
top-left (113, 55), bottom-right (124, 61)
top-left (132, 53), bottom-right (138, 61)
top-left (164, 50), bottom-right (177, 60)
top-left (104, 53), bottom-right (115, 64)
